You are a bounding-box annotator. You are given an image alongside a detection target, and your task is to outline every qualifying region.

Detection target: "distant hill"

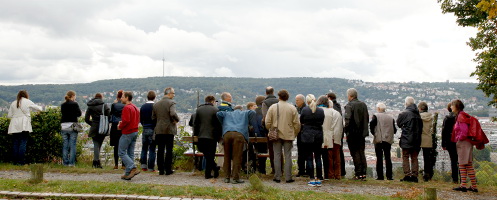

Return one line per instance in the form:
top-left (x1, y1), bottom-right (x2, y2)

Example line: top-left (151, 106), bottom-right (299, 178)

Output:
top-left (0, 77), bottom-right (491, 115)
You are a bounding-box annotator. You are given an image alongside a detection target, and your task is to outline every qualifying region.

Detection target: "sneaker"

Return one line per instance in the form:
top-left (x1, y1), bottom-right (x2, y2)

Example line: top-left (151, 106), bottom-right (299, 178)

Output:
top-left (286, 179), bottom-right (295, 183)
top-left (307, 180), bottom-right (317, 187)
top-left (273, 179), bottom-right (281, 183)
top-left (400, 176), bottom-right (411, 182)
top-left (141, 168), bottom-right (148, 172)
top-left (315, 180), bottom-right (322, 187)
top-left (224, 178), bottom-right (230, 183)
top-left (453, 186), bottom-right (468, 192)
top-left (113, 165), bottom-right (119, 170)
top-left (411, 176), bottom-right (418, 183)
top-left (232, 179), bottom-right (245, 184)
top-left (468, 187), bottom-right (478, 193)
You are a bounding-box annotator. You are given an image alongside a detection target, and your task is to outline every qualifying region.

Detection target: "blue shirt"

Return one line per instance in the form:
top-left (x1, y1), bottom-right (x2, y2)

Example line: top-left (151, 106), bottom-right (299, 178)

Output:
top-left (217, 110), bottom-right (256, 142)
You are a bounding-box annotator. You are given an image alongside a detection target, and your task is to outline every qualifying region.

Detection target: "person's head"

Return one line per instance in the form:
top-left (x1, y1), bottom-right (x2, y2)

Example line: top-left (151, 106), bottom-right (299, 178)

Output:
top-left (446, 102), bottom-right (452, 113)
top-left (147, 90), bottom-right (156, 101)
top-left (95, 93), bottom-right (103, 99)
top-left (255, 95), bottom-right (265, 106)
top-left (164, 87), bottom-right (175, 99)
top-left (418, 101), bottom-right (428, 112)
top-left (306, 94), bottom-right (317, 113)
top-left (376, 102), bottom-right (386, 113)
top-left (277, 89), bottom-right (289, 101)
top-left (266, 86), bottom-right (274, 95)
top-left (121, 91), bottom-right (133, 104)
top-left (316, 95), bottom-right (330, 108)
top-left (295, 94), bottom-right (305, 108)
top-left (117, 90), bottom-right (124, 100)
top-left (405, 96), bottom-right (415, 107)
top-left (65, 90), bottom-right (76, 102)
top-left (346, 88), bottom-right (358, 101)
top-left (234, 105), bottom-right (243, 110)
top-left (450, 99), bottom-right (464, 113)
top-left (327, 92), bottom-right (337, 101)
top-left (221, 92), bottom-right (232, 103)
top-left (16, 90), bottom-right (29, 108)
top-left (247, 102), bottom-right (257, 110)
top-left (205, 95), bottom-right (216, 104)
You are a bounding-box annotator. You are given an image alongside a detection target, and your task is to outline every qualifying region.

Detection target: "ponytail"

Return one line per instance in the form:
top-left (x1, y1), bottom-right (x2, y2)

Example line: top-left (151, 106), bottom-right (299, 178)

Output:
top-left (65, 90), bottom-right (76, 102)
top-left (306, 94), bottom-right (317, 113)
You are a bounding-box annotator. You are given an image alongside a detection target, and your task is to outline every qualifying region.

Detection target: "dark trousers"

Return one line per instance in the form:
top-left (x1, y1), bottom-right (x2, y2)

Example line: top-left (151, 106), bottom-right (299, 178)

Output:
top-left (402, 148), bottom-right (420, 177)
top-left (340, 144), bottom-right (346, 176)
top-left (156, 134), bottom-right (174, 174)
top-left (348, 139), bottom-right (367, 177)
top-left (223, 132), bottom-right (246, 180)
top-left (304, 143), bottom-right (323, 179)
top-left (321, 148), bottom-right (329, 179)
top-left (198, 138), bottom-right (217, 178)
top-left (297, 135), bottom-right (307, 175)
top-left (447, 143), bottom-right (459, 183)
top-left (328, 144), bottom-right (341, 179)
top-left (12, 132), bottom-right (29, 165)
top-left (375, 142), bottom-right (392, 179)
top-left (422, 147), bottom-right (434, 180)
top-left (255, 142), bottom-right (267, 174)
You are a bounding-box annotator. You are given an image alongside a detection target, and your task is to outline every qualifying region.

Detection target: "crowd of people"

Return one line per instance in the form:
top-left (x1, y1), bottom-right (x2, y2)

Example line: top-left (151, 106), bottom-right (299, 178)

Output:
top-left (5, 87), bottom-right (480, 192)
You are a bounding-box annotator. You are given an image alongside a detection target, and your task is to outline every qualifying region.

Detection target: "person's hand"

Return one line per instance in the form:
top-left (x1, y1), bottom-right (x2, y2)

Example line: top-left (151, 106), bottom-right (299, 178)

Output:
top-left (117, 121), bottom-right (122, 130)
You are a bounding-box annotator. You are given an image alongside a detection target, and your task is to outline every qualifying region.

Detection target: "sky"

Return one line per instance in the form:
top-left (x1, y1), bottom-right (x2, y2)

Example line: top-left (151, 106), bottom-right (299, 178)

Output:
top-left (0, 0), bottom-right (479, 85)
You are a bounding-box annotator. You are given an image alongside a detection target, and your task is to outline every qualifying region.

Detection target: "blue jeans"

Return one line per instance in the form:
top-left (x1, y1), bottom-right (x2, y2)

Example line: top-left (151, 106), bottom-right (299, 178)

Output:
top-left (119, 132), bottom-right (138, 175)
top-left (140, 128), bottom-right (156, 170)
top-left (12, 132), bottom-right (29, 165)
top-left (62, 130), bottom-right (78, 166)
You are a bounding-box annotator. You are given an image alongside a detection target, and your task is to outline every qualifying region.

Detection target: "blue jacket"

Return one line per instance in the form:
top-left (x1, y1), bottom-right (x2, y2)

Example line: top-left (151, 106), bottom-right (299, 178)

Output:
top-left (218, 101), bottom-right (234, 112)
top-left (217, 110), bottom-right (256, 142)
top-left (140, 102), bottom-right (156, 129)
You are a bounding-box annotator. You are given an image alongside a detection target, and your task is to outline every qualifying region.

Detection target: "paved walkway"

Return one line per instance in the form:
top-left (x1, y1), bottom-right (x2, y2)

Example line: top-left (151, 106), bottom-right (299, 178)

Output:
top-left (0, 191), bottom-right (215, 200)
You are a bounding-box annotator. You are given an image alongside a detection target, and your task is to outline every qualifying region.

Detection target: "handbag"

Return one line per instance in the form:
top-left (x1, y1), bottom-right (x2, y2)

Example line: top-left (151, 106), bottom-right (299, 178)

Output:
top-left (71, 122), bottom-right (83, 132)
top-left (98, 104), bottom-right (109, 135)
top-left (268, 104), bottom-right (279, 142)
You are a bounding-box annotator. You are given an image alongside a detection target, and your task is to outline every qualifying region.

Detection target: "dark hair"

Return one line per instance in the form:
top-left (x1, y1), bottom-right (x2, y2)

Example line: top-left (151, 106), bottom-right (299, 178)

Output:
top-left (255, 95), bottom-right (265, 106)
top-left (205, 95), bottom-right (215, 103)
top-left (147, 90), bottom-right (156, 101)
top-left (123, 91), bottom-right (133, 101)
top-left (234, 105), bottom-right (243, 110)
top-left (447, 102), bottom-right (452, 113)
top-left (266, 86), bottom-right (274, 95)
top-left (451, 99), bottom-right (464, 111)
top-left (316, 95), bottom-right (329, 107)
top-left (16, 90), bottom-right (29, 108)
top-left (418, 101), bottom-right (428, 112)
top-left (117, 90), bottom-right (124, 99)
top-left (327, 92), bottom-right (337, 100)
top-left (278, 89), bottom-right (289, 101)
top-left (65, 90), bottom-right (76, 102)
top-left (95, 93), bottom-right (103, 99)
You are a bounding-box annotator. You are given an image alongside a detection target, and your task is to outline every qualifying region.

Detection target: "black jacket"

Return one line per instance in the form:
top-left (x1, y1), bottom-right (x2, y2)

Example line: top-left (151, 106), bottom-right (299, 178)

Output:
top-left (110, 101), bottom-right (125, 123)
top-left (85, 98), bottom-right (110, 137)
top-left (300, 107), bottom-right (325, 144)
top-left (194, 103), bottom-right (222, 140)
top-left (61, 100), bottom-right (82, 123)
top-left (441, 112), bottom-right (457, 149)
top-left (332, 100), bottom-right (342, 116)
top-left (397, 104), bottom-right (423, 149)
top-left (344, 99), bottom-right (369, 139)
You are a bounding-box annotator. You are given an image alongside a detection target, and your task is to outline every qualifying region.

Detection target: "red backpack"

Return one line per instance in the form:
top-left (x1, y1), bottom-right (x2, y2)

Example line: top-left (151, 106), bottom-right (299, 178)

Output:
top-left (468, 116), bottom-right (489, 150)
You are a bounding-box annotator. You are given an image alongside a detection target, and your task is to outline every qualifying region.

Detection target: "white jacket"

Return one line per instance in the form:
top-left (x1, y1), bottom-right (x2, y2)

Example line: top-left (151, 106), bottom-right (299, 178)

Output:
top-left (322, 107), bottom-right (343, 148)
top-left (7, 98), bottom-right (42, 134)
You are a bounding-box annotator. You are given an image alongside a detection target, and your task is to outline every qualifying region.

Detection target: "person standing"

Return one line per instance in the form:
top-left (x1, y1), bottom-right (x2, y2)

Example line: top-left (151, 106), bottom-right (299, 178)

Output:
top-left (153, 87), bottom-right (179, 175)
top-left (85, 93), bottom-right (110, 169)
top-left (397, 96), bottom-right (423, 183)
top-left (140, 91), bottom-right (157, 172)
top-left (265, 89), bottom-right (301, 183)
top-left (295, 94), bottom-right (307, 177)
top-left (60, 90), bottom-right (82, 167)
top-left (118, 91), bottom-right (141, 180)
top-left (419, 102), bottom-right (434, 182)
top-left (441, 103), bottom-right (459, 184)
top-left (327, 92), bottom-right (346, 177)
top-left (194, 95), bottom-right (222, 179)
top-left (451, 100), bottom-right (479, 192)
top-left (254, 95), bottom-right (268, 174)
top-left (8, 90), bottom-right (43, 165)
top-left (300, 94), bottom-right (325, 184)
top-left (370, 103), bottom-right (396, 180)
top-left (262, 86), bottom-right (280, 174)
top-left (110, 90), bottom-right (125, 169)
top-left (344, 88), bottom-right (369, 180)
top-left (317, 95), bottom-right (343, 180)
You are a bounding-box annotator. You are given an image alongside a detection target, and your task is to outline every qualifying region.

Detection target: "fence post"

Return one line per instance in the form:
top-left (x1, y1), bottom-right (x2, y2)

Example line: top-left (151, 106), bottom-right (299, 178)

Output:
top-left (28, 164), bottom-right (44, 184)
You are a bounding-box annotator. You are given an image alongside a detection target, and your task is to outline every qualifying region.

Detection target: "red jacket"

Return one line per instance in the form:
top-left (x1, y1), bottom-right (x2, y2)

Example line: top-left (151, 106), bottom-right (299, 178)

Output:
top-left (452, 111), bottom-right (489, 150)
top-left (118, 103), bottom-right (140, 134)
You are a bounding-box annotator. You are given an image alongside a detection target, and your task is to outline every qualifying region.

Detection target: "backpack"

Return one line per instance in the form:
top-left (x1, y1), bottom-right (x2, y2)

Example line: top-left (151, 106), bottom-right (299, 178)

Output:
top-left (468, 116), bottom-right (489, 150)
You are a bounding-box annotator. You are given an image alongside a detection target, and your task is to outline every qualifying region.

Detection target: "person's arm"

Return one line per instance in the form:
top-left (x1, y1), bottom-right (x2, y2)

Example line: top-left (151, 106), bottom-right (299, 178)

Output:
top-left (441, 117), bottom-right (448, 149)
top-left (343, 104), bottom-right (352, 135)
top-left (293, 108), bottom-right (301, 136)
top-left (193, 111), bottom-right (200, 137)
top-left (333, 113), bottom-right (344, 144)
top-left (265, 107), bottom-right (273, 130)
top-left (369, 115), bottom-right (377, 135)
top-left (27, 99), bottom-right (42, 112)
top-left (216, 111), bottom-right (225, 125)
top-left (169, 102), bottom-right (179, 123)
top-left (85, 108), bottom-right (91, 125)
top-left (261, 102), bottom-right (268, 118)
top-left (75, 103), bottom-right (82, 117)
top-left (248, 110), bottom-right (259, 135)
top-left (118, 106), bottom-right (130, 130)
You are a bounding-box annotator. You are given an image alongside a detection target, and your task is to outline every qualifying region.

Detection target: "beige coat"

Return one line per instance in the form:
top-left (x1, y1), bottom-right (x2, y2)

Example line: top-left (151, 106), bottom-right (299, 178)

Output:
top-left (420, 112), bottom-right (434, 148)
top-left (265, 101), bottom-right (301, 140)
top-left (152, 97), bottom-right (180, 135)
top-left (7, 98), bottom-right (42, 134)
top-left (322, 107), bottom-right (343, 148)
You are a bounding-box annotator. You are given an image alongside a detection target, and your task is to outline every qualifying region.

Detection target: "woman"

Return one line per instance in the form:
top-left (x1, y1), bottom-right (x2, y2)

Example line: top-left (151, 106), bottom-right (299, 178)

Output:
top-left (451, 99), bottom-right (478, 192)
top-left (300, 94), bottom-right (325, 186)
top-left (110, 90), bottom-right (125, 169)
top-left (85, 93), bottom-right (110, 168)
top-left (60, 90), bottom-right (82, 166)
top-left (418, 101), bottom-right (434, 182)
top-left (317, 95), bottom-right (343, 180)
top-left (7, 90), bottom-right (43, 165)
top-left (441, 102), bottom-right (459, 184)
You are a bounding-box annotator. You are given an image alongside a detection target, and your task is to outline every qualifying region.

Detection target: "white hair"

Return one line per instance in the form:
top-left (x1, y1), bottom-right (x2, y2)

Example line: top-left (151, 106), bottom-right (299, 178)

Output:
top-left (296, 94), bottom-right (305, 101)
top-left (376, 102), bottom-right (386, 112)
top-left (405, 96), bottom-right (415, 107)
top-left (346, 88), bottom-right (358, 99)
top-left (306, 94), bottom-right (317, 113)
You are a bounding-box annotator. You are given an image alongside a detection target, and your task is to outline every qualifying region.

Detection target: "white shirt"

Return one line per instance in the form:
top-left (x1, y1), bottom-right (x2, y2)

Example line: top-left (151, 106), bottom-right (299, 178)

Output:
top-left (7, 98), bottom-right (43, 134)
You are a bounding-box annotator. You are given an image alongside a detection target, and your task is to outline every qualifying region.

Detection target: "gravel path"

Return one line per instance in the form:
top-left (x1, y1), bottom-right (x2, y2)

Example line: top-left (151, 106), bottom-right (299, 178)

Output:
top-left (0, 170), bottom-right (490, 200)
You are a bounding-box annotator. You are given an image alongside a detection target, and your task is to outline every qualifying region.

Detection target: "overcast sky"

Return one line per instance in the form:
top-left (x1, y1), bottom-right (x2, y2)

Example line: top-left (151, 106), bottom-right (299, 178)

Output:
top-left (0, 0), bottom-right (478, 85)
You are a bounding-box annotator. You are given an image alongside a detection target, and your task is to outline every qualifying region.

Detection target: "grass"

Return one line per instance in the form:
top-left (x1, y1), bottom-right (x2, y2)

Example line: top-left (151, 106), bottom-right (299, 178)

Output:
top-left (0, 162), bottom-right (121, 174)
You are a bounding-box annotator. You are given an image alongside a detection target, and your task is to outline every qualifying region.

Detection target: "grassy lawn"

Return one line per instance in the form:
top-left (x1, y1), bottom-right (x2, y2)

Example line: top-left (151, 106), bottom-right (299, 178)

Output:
top-left (0, 162), bottom-right (121, 174)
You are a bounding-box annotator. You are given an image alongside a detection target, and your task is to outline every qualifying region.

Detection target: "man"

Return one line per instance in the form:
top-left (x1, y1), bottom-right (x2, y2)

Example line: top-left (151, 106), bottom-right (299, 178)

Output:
top-left (217, 104), bottom-right (258, 184)
top-left (152, 87), bottom-right (180, 175)
top-left (294, 94), bottom-right (307, 177)
top-left (344, 88), bottom-right (369, 180)
top-left (265, 89), bottom-right (301, 183)
top-left (370, 103), bottom-right (396, 180)
top-left (397, 96), bottom-right (423, 183)
top-left (327, 92), bottom-right (346, 177)
top-left (218, 92), bottom-right (234, 112)
top-left (254, 96), bottom-right (268, 174)
top-left (261, 86), bottom-right (280, 174)
top-left (194, 95), bottom-right (222, 179)
top-left (140, 91), bottom-right (157, 172)
top-left (118, 91), bottom-right (140, 180)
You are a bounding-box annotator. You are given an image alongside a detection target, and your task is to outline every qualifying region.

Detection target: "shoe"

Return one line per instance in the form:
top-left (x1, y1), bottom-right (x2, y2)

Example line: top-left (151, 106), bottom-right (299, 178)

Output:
top-left (165, 170), bottom-right (174, 175)
top-left (360, 175), bottom-right (367, 181)
top-left (453, 186), bottom-right (467, 192)
top-left (387, 178), bottom-right (394, 180)
top-left (307, 180), bottom-right (317, 187)
top-left (352, 176), bottom-right (362, 181)
top-left (141, 168), bottom-right (148, 172)
top-left (376, 177), bottom-right (384, 180)
top-left (315, 180), bottom-right (322, 187)
top-left (122, 168), bottom-right (140, 180)
top-left (232, 179), bottom-right (245, 184)
top-left (213, 166), bottom-right (220, 178)
top-left (468, 187), bottom-right (478, 193)
top-left (113, 165), bottom-right (118, 170)
top-left (286, 179), bottom-right (295, 183)
top-left (150, 170), bottom-right (157, 173)
top-left (273, 179), bottom-right (281, 183)
top-left (411, 176), bottom-right (418, 183)
top-left (224, 178), bottom-right (230, 183)
top-left (159, 171), bottom-right (165, 175)
top-left (400, 176), bottom-right (411, 182)
top-left (121, 166), bottom-right (125, 170)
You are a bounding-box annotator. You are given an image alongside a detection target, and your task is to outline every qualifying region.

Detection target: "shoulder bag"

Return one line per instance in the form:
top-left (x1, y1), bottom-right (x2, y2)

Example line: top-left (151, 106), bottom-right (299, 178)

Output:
top-left (98, 104), bottom-right (110, 135)
top-left (71, 122), bottom-right (83, 132)
top-left (268, 104), bottom-right (279, 142)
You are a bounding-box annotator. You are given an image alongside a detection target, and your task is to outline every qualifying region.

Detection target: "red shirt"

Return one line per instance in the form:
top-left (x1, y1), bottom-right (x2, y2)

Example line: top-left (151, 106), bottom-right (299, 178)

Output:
top-left (118, 103), bottom-right (140, 134)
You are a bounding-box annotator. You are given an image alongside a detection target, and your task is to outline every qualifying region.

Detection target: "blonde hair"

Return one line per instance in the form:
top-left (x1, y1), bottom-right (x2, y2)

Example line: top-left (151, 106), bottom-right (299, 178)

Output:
top-left (65, 90), bottom-right (76, 102)
top-left (306, 94), bottom-right (317, 113)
